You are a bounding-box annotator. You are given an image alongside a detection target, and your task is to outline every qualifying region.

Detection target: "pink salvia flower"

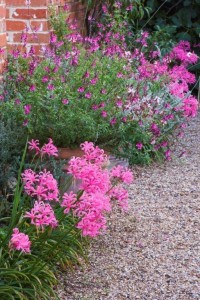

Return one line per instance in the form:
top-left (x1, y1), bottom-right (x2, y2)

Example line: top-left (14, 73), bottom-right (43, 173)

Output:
top-left (101, 110), bottom-right (107, 118)
top-left (29, 85), bottom-right (36, 92)
top-left (15, 99), bottom-right (21, 105)
top-left (85, 92), bottom-right (92, 99)
top-left (183, 95), bottom-right (198, 117)
top-left (136, 142), bottom-right (143, 150)
top-left (77, 86), bottom-right (85, 93)
top-left (62, 98), bottom-right (69, 105)
top-left (165, 149), bottom-right (171, 161)
top-left (24, 104), bottom-right (31, 115)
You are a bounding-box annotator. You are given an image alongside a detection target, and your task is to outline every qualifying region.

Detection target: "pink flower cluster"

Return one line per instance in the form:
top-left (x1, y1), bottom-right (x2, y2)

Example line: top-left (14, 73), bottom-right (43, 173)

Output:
top-left (9, 140), bottom-right (133, 252)
top-left (169, 41), bottom-right (198, 66)
top-left (62, 142), bottom-right (133, 236)
top-left (22, 169), bottom-right (59, 202)
top-left (9, 228), bottom-right (31, 253)
top-left (25, 201), bottom-right (58, 230)
top-left (110, 165), bottom-right (134, 184)
top-left (133, 38), bottom-right (199, 119)
top-left (28, 138), bottom-right (58, 157)
top-left (183, 95), bottom-right (198, 118)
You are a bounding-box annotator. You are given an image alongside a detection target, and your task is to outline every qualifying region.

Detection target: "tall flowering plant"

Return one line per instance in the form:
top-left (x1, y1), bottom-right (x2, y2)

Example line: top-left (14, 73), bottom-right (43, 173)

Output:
top-left (0, 138), bottom-right (133, 298)
top-left (5, 138), bottom-right (133, 258)
top-left (21, 139), bottom-right (133, 239)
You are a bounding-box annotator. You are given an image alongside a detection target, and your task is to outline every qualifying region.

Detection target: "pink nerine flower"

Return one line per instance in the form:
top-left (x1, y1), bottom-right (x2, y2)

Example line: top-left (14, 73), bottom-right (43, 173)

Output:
top-left (80, 164), bottom-right (110, 194)
top-left (41, 138), bottom-right (58, 157)
top-left (25, 201), bottom-right (58, 230)
top-left (22, 169), bottom-right (59, 202)
top-left (28, 138), bottom-right (58, 157)
top-left (61, 191), bottom-right (77, 214)
top-left (110, 186), bottom-right (129, 211)
top-left (66, 142), bottom-right (132, 237)
top-left (9, 228), bottom-right (31, 253)
top-left (77, 211), bottom-right (106, 237)
top-left (80, 141), bottom-right (107, 165)
top-left (75, 192), bottom-right (110, 237)
top-left (28, 139), bottom-right (40, 154)
top-left (110, 165), bottom-right (134, 184)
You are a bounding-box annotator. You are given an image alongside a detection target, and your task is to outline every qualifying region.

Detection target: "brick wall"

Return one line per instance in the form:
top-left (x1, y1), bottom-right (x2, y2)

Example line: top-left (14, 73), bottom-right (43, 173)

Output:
top-left (0, 0), bottom-right (6, 72)
top-left (0, 0), bottom-right (86, 61)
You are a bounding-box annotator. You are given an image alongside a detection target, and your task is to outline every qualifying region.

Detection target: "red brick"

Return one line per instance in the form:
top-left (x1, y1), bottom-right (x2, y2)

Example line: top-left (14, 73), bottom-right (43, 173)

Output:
top-left (7, 43), bottom-right (44, 55)
top-left (6, 20), bottom-right (26, 31)
top-left (0, 33), bottom-right (6, 47)
top-left (0, 0), bottom-right (86, 73)
top-left (13, 32), bottom-right (50, 43)
top-left (0, 6), bottom-right (6, 18)
top-left (30, 20), bottom-right (49, 31)
top-left (11, 8), bottom-right (47, 19)
top-left (6, 0), bottom-right (47, 6)
top-left (7, 43), bottom-right (26, 53)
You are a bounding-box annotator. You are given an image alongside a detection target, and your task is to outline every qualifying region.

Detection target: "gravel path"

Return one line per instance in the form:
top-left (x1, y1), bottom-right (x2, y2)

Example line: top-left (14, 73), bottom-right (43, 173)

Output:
top-left (57, 116), bottom-right (200, 300)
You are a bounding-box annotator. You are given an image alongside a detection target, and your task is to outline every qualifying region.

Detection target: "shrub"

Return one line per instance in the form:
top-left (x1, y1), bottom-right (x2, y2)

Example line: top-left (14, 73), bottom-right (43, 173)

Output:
top-left (0, 4), bottom-right (198, 165)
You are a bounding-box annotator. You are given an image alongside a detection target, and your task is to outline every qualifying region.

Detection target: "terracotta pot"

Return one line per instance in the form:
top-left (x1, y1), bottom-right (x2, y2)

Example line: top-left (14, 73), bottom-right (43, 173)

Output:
top-left (58, 147), bottom-right (84, 160)
top-left (58, 147), bottom-right (110, 160)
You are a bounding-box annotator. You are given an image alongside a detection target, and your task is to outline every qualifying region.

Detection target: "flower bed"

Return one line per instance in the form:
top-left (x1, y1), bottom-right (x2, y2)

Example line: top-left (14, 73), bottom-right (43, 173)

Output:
top-left (0, 139), bottom-right (133, 298)
top-left (0, 2), bottom-right (199, 298)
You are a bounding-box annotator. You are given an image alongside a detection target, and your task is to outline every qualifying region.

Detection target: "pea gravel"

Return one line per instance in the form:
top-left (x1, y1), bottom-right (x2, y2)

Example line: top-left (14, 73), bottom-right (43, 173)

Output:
top-left (56, 116), bottom-right (200, 300)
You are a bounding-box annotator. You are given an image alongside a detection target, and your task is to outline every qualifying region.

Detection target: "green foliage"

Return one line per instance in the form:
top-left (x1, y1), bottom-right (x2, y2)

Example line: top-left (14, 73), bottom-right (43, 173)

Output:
top-left (83, 0), bottom-right (151, 35)
top-left (1, 47), bottom-right (129, 148)
top-left (84, 0), bottom-right (200, 45)
top-left (143, 0), bottom-right (200, 43)
top-left (0, 115), bottom-right (27, 216)
top-left (48, 5), bottom-right (72, 41)
top-left (0, 254), bottom-right (58, 300)
top-left (115, 85), bottom-right (184, 165)
top-left (0, 144), bottom-right (87, 299)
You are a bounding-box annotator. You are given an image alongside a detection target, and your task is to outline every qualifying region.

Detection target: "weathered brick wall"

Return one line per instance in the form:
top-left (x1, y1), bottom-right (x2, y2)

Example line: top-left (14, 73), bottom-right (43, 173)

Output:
top-left (6, 0), bottom-right (50, 53)
top-left (0, 0), bottom-right (85, 59)
top-left (0, 0), bottom-right (6, 72)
